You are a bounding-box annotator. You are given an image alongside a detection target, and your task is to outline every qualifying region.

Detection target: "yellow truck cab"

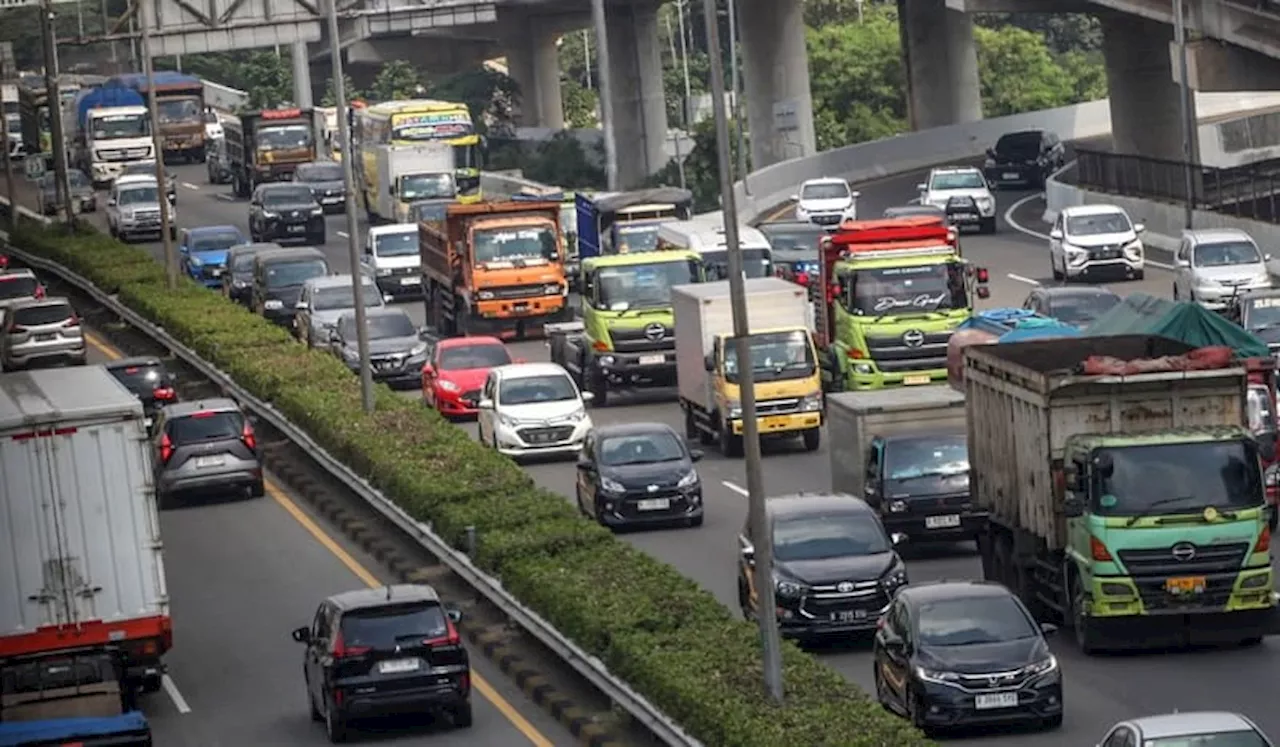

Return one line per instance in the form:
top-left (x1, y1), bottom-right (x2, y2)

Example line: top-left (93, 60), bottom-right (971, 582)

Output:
top-left (673, 277), bottom-right (823, 456)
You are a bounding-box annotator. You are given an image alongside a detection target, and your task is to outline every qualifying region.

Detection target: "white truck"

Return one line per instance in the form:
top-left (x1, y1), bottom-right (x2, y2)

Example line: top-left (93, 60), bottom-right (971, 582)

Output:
top-left (0, 367), bottom-right (170, 695)
top-left (673, 277), bottom-right (823, 456)
top-left (364, 141), bottom-right (456, 224)
top-left (71, 86), bottom-right (153, 186)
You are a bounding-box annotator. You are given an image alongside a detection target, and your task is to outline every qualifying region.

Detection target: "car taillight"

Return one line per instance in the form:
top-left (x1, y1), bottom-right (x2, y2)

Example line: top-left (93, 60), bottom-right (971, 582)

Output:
top-left (152, 387), bottom-right (176, 401)
top-left (424, 618), bottom-right (462, 648)
top-left (33, 285), bottom-right (45, 299)
top-left (332, 631), bottom-right (371, 659)
top-left (1256, 525), bottom-right (1271, 555)
top-left (62, 313), bottom-right (78, 327)
top-left (160, 433), bottom-right (174, 464)
top-left (1090, 535), bottom-right (1113, 562)
top-left (0, 255), bottom-right (8, 269)
top-left (795, 271), bottom-right (810, 286)
top-left (242, 419), bottom-right (256, 450)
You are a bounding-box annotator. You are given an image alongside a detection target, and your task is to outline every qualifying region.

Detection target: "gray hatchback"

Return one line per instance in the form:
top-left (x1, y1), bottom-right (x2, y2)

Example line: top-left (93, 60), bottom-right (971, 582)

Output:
top-left (153, 398), bottom-right (264, 507)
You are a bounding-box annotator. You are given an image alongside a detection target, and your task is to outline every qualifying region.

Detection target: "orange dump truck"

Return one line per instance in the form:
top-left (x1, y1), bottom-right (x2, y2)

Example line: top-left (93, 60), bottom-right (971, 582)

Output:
top-left (419, 201), bottom-right (571, 338)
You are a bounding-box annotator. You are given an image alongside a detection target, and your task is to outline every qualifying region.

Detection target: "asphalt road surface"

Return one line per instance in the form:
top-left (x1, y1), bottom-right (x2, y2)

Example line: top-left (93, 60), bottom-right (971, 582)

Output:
top-left (12, 143), bottom-right (1280, 746)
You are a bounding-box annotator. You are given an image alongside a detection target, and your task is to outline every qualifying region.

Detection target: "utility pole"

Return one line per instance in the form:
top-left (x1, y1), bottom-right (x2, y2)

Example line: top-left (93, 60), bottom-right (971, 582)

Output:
top-left (0, 43), bottom-right (16, 232)
top-left (589, 0), bottom-right (618, 189)
top-left (1173, 0), bottom-right (1196, 230)
top-left (137, 0), bottom-right (179, 288)
top-left (726, 0), bottom-right (747, 181)
top-left (39, 0), bottom-right (75, 226)
top-left (663, 11), bottom-right (685, 189)
top-left (701, 0), bottom-right (783, 703)
top-left (327, 0), bottom-right (375, 413)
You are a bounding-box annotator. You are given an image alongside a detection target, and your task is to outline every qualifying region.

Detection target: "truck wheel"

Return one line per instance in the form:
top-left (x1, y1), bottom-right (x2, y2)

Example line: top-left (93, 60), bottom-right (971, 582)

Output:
top-left (138, 673), bottom-right (162, 694)
top-left (1068, 572), bottom-right (1098, 655)
top-left (589, 371), bottom-right (609, 407)
top-left (720, 418), bottom-right (743, 458)
top-left (802, 427), bottom-right (820, 451)
top-left (684, 407), bottom-right (699, 439)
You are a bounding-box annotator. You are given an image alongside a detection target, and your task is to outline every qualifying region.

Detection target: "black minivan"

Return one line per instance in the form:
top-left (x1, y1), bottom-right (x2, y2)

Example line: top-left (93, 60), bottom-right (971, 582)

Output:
top-left (251, 246), bottom-right (329, 327)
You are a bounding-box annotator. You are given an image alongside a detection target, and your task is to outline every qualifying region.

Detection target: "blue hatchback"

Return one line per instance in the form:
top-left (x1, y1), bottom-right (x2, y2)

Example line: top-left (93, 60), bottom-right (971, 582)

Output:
top-left (180, 226), bottom-right (247, 288)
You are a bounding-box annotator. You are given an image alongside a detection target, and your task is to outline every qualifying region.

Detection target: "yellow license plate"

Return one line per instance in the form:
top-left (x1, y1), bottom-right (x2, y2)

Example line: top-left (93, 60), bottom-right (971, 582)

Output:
top-left (1165, 576), bottom-right (1206, 594)
top-left (903, 374), bottom-right (931, 386)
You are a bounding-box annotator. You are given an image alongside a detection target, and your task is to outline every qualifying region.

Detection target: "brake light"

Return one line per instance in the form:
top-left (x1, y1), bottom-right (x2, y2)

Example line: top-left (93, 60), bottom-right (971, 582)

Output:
top-left (795, 271), bottom-right (810, 286)
top-left (425, 618), bottom-right (462, 647)
top-left (975, 267), bottom-right (989, 283)
top-left (160, 433), bottom-right (174, 464)
top-left (152, 387), bottom-right (176, 401)
top-left (191, 410), bottom-right (217, 418)
top-left (1090, 535), bottom-right (1112, 562)
top-left (0, 255), bottom-right (7, 269)
top-left (242, 419), bottom-right (257, 451)
top-left (1256, 525), bottom-right (1271, 554)
top-left (62, 313), bottom-right (78, 327)
top-left (332, 631), bottom-right (371, 659)
top-left (33, 284), bottom-right (45, 299)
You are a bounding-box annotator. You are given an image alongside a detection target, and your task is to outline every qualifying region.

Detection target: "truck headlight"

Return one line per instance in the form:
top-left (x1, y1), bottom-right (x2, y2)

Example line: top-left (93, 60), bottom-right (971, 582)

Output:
top-left (542, 283), bottom-right (561, 295)
top-left (477, 290), bottom-right (495, 300)
top-left (728, 404), bottom-right (743, 418)
top-left (376, 267), bottom-right (392, 277)
top-left (800, 394), bottom-right (823, 411)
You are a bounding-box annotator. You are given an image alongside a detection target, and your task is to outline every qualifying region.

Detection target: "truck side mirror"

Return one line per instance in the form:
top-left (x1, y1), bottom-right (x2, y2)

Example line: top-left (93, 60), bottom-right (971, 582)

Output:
top-left (1062, 496), bottom-right (1085, 518)
top-left (704, 353), bottom-right (715, 371)
top-left (1258, 432), bottom-right (1277, 461)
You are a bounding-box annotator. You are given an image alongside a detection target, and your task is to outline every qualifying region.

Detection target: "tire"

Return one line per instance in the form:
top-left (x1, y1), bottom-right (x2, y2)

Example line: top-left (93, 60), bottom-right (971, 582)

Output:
top-left (251, 478), bottom-right (265, 498)
top-left (309, 687), bottom-right (322, 722)
top-left (1134, 270), bottom-right (1145, 281)
top-left (684, 407), bottom-right (700, 439)
top-left (1068, 571), bottom-right (1098, 655)
top-left (1269, 506), bottom-right (1278, 532)
top-left (138, 673), bottom-right (162, 694)
top-left (451, 700), bottom-right (473, 728)
top-left (720, 418), bottom-right (743, 458)
top-left (589, 370), bottom-right (609, 408)
top-left (802, 427), bottom-right (820, 452)
top-left (309, 232), bottom-right (326, 246)
top-left (906, 686), bottom-right (930, 734)
top-left (325, 700), bottom-right (348, 743)
top-left (980, 216), bottom-right (997, 234)
top-left (1051, 253), bottom-right (1064, 281)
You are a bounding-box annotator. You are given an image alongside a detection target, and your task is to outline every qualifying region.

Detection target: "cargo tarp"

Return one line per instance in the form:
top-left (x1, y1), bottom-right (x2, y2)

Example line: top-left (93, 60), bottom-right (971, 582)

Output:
top-left (591, 187), bottom-right (693, 216)
top-left (1083, 292), bottom-right (1270, 358)
top-left (0, 712), bottom-right (149, 746)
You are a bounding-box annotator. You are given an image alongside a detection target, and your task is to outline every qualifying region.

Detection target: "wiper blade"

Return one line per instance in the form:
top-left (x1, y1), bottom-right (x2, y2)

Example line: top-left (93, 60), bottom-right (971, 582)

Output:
top-left (1123, 495), bottom-right (1200, 527)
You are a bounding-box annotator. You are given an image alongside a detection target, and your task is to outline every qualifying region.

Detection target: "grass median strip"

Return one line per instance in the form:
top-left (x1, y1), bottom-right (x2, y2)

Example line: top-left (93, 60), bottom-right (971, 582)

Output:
top-left (10, 218), bottom-right (933, 747)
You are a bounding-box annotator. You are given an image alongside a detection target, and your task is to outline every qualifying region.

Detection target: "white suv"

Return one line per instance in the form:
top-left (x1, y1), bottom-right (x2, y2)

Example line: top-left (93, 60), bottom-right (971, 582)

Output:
top-left (793, 177), bottom-right (859, 229)
top-left (1049, 204), bottom-right (1145, 282)
top-left (477, 362), bottom-right (594, 460)
top-left (918, 166), bottom-right (996, 233)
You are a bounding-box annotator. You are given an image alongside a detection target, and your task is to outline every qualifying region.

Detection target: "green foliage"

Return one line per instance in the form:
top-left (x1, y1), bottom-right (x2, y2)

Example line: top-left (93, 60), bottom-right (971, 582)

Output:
top-left (973, 24), bottom-right (1078, 118)
top-left (426, 69), bottom-right (520, 137)
top-left (321, 74), bottom-right (363, 107)
top-left (370, 60), bottom-right (422, 102)
top-left (522, 133), bottom-right (605, 189)
top-left (179, 49), bottom-right (295, 110)
top-left (11, 214), bottom-right (937, 747)
top-left (561, 81), bottom-right (598, 129)
top-left (643, 117), bottom-right (739, 213)
top-left (977, 12), bottom-right (1103, 55)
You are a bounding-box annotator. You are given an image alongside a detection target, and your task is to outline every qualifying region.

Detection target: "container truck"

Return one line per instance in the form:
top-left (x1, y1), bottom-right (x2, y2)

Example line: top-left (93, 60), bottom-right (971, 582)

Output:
top-left (111, 72), bottom-right (206, 163)
top-left (965, 335), bottom-right (1279, 652)
top-left (0, 367), bottom-right (171, 694)
top-left (71, 86), bottom-right (152, 187)
top-left (363, 142), bottom-right (456, 224)
top-left (673, 277), bottom-right (822, 456)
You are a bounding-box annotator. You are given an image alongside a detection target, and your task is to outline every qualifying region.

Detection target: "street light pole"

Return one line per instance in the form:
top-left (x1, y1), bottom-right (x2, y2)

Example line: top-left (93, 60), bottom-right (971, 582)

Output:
top-left (726, 0), bottom-right (747, 181)
top-left (701, 0), bottom-right (783, 704)
top-left (327, 0), bottom-right (375, 413)
top-left (1173, 0), bottom-right (1196, 230)
top-left (589, 0), bottom-right (618, 189)
top-left (39, 0), bottom-right (75, 226)
top-left (137, 0), bottom-right (178, 288)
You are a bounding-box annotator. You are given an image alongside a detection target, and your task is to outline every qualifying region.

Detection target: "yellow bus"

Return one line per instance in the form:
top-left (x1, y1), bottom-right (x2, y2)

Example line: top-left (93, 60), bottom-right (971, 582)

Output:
top-left (353, 99), bottom-right (483, 205)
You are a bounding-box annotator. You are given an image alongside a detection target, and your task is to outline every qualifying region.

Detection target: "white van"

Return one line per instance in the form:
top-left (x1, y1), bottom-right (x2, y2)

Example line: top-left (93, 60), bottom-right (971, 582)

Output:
top-left (655, 218), bottom-right (774, 281)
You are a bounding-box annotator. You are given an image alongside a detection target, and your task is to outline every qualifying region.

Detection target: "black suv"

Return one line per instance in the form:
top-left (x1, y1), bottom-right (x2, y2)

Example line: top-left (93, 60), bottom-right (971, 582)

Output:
top-left (252, 246), bottom-right (329, 327)
top-left (249, 183), bottom-right (326, 244)
top-left (292, 585), bottom-right (471, 742)
top-left (983, 129), bottom-right (1065, 189)
top-left (223, 242), bottom-right (280, 307)
top-left (104, 356), bottom-right (178, 423)
top-left (293, 161), bottom-right (346, 213)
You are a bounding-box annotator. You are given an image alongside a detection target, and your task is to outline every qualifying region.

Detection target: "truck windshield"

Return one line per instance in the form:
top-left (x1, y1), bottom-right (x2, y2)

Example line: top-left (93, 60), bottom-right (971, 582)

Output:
top-left (701, 248), bottom-right (773, 281)
top-left (595, 261), bottom-right (698, 311)
top-left (92, 113), bottom-right (149, 140)
top-left (375, 231), bottom-right (418, 258)
top-left (157, 97), bottom-right (202, 124)
top-left (613, 223), bottom-right (660, 253)
top-left (257, 124), bottom-right (313, 150)
top-left (1092, 440), bottom-right (1263, 515)
top-left (473, 226), bottom-right (557, 264)
top-left (884, 434), bottom-right (969, 481)
top-left (724, 330), bottom-right (815, 383)
top-left (401, 173), bottom-right (455, 200)
top-left (845, 262), bottom-right (967, 316)
top-left (265, 260), bottom-right (327, 289)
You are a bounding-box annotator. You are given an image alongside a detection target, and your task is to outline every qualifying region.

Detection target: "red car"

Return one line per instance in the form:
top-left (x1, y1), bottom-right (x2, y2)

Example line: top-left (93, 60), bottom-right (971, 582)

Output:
top-left (422, 336), bottom-right (518, 417)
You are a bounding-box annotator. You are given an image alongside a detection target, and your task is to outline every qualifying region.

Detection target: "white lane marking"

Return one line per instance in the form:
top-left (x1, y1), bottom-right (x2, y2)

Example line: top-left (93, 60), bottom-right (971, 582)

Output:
top-left (162, 674), bottom-right (193, 714)
top-left (181, 182), bottom-right (199, 191)
top-left (337, 230), bottom-right (349, 238)
top-left (722, 480), bottom-right (748, 497)
top-left (1004, 192), bottom-right (1174, 271)
top-left (215, 193), bottom-right (235, 202)
top-left (1008, 273), bottom-right (1040, 286)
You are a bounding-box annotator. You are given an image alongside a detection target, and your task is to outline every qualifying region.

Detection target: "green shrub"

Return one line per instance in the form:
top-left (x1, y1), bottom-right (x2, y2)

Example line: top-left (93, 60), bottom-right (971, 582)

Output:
top-left (9, 215), bottom-right (933, 747)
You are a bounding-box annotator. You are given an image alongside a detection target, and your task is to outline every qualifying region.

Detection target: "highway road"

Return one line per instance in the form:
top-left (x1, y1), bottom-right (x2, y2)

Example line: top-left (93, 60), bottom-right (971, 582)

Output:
top-left (11, 148), bottom-right (1280, 745)
top-left (72, 332), bottom-right (576, 745)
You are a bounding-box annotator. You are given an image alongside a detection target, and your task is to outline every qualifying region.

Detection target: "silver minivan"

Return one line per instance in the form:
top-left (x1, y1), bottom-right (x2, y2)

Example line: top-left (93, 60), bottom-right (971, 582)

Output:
top-left (1173, 228), bottom-right (1273, 310)
top-left (0, 297), bottom-right (86, 371)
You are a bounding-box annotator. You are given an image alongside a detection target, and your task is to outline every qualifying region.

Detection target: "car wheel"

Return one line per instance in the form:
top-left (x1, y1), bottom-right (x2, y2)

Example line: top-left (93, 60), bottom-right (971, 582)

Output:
top-left (802, 427), bottom-right (820, 452)
top-left (308, 686), bottom-right (322, 722)
top-left (324, 698), bottom-right (348, 743)
top-left (309, 232), bottom-right (326, 246)
top-left (980, 216), bottom-right (997, 234)
top-left (451, 701), bottom-right (473, 728)
top-left (1133, 270), bottom-right (1144, 281)
top-left (906, 686), bottom-right (929, 733)
top-left (719, 418), bottom-right (743, 458)
top-left (1051, 252), bottom-right (1064, 281)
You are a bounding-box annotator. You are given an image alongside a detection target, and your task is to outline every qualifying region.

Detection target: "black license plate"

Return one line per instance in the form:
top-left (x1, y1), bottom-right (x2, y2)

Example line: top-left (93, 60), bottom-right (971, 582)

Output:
top-left (830, 609), bottom-right (868, 623)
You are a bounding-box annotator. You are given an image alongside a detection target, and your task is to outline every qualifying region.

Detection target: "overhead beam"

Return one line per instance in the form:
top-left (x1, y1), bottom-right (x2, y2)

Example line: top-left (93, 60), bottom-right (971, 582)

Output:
top-left (945, 0), bottom-right (1091, 12)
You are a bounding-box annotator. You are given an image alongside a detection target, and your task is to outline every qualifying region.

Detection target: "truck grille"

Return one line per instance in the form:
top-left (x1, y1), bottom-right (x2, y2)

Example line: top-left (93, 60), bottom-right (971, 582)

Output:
top-left (485, 284), bottom-right (546, 301)
top-left (611, 324), bottom-right (675, 353)
top-left (1132, 572), bottom-right (1237, 611)
top-left (1116, 542), bottom-right (1250, 576)
top-left (97, 148), bottom-right (150, 161)
top-left (518, 426), bottom-right (574, 444)
top-left (757, 398), bottom-right (801, 415)
top-left (865, 329), bottom-right (951, 372)
top-left (388, 265), bottom-right (419, 277)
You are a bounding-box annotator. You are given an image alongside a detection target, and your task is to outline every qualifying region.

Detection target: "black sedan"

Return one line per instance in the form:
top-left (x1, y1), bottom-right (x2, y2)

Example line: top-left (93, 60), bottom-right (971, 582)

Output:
top-left (575, 423), bottom-right (704, 529)
top-left (1021, 286), bottom-right (1121, 329)
top-left (102, 356), bottom-right (178, 423)
top-left (293, 160), bottom-right (346, 213)
top-left (36, 170), bottom-right (96, 215)
top-left (873, 581), bottom-right (1063, 733)
top-left (249, 183), bottom-right (326, 245)
top-left (329, 307), bottom-right (427, 388)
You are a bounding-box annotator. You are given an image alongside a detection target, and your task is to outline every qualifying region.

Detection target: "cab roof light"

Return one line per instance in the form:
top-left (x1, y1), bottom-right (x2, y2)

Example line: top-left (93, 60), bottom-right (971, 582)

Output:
top-left (262, 108), bottom-right (303, 119)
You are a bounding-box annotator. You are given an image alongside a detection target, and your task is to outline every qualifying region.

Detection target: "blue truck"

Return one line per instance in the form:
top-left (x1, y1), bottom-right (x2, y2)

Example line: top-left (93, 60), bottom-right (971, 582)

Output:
top-left (0, 649), bottom-right (152, 747)
top-left (574, 187), bottom-right (693, 260)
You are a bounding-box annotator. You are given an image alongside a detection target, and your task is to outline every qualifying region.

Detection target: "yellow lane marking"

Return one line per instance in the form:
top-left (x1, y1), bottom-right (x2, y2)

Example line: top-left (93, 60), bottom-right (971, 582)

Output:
top-left (83, 331), bottom-right (556, 747)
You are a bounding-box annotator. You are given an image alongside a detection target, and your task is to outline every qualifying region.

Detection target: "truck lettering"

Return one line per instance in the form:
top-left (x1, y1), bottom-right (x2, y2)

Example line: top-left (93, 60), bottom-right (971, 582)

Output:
top-left (872, 292), bottom-right (948, 313)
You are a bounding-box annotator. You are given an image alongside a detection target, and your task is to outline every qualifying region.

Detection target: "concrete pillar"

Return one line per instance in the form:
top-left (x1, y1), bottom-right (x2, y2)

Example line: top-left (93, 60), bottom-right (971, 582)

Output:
top-left (606, 4), bottom-right (668, 187)
top-left (506, 35), bottom-right (538, 127)
top-left (739, 0), bottom-right (816, 169)
top-left (291, 41), bottom-right (314, 110)
top-left (1101, 13), bottom-right (1190, 161)
top-left (900, 0), bottom-right (983, 130)
top-left (532, 28), bottom-right (564, 130)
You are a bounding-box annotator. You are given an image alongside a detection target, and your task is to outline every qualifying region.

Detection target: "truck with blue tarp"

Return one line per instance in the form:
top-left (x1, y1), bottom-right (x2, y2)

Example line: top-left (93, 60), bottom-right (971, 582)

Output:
top-left (946, 307), bottom-right (1081, 389)
top-left (0, 648), bottom-right (151, 747)
top-left (574, 187), bottom-right (693, 260)
top-left (110, 72), bottom-right (207, 163)
top-left (69, 86), bottom-right (152, 186)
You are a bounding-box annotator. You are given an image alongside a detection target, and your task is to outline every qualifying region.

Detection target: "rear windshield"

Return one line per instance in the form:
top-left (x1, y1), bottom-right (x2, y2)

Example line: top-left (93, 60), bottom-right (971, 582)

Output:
top-left (340, 602), bottom-right (448, 648)
top-left (167, 411), bottom-right (243, 444)
top-left (108, 364), bottom-right (167, 395)
top-left (232, 253), bottom-right (258, 272)
top-left (11, 303), bottom-right (72, 327)
top-left (0, 275), bottom-right (38, 299)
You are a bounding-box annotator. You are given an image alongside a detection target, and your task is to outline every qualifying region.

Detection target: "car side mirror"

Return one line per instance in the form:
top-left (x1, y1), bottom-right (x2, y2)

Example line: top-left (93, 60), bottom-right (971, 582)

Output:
top-left (985, 147), bottom-right (995, 159)
top-left (291, 626), bottom-right (311, 643)
top-left (916, 183), bottom-right (927, 192)
top-left (107, 198), bottom-right (116, 207)
top-left (1039, 622), bottom-right (1059, 636)
top-left (477, 398), bottom-right (494, 410)
top-left (881, 631), bottom-right (905, 651)
top-left (328, 329), bottom-right (340, 343)
top-left (891, 532), bottom-right (908, 546)
top-left (445, 605), bottom-right (462, 623)
top-left (690, 449), bottom-right (704, 462)
top-left (421, 363), bottom-right (434, 377)
top-left (577, 454), bottom-right (591, 470)
top-left (741, 542), bottom-right (755, 563)
top-left (294, 301), bottom-right (307, 311)
top-left (1133, 222), bottom-right (1146, 234)
top-left (1267, 254), bottom-right (1274, 262)
top-left (168, 194), bottom-right (176, 205)
top-left (789, 193), bottom-right (798, 202)
top-left (581, 391), bottom-right (596, 403)
top-left (1049, 229), bottom-right (1063, 240)
top-left (179, 245), bottom-right (189, 253)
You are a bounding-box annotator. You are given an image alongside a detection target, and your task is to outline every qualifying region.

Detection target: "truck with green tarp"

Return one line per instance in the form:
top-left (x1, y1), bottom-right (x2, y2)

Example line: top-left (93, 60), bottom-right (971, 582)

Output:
top-left (965, 334), bottom-right (1279, 653)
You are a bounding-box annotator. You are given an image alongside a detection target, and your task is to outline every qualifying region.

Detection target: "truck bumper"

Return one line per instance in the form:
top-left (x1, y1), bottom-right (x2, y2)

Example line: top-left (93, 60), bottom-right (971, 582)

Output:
top-left (596, 352), bottom-right (677, 387)
top-left (1082, 605), bottom-right (1280, 649)
top-left (847, 366), bottom-right (947, 390)
top-left (731, 411), bottom-right (822, 436)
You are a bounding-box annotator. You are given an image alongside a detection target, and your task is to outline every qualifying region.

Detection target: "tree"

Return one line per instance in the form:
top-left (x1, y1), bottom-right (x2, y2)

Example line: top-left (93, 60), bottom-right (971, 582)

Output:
top-left (561, 80), bottom-right (598, 129)
top-left (321, 74), bottom-right (362, 106)
top-left (643, 117), bottom-right (742, 211)
top-left (370, 60), bottom-right (422, 102)
top-left (523, 132), bottom-right (605, 187)
top-left (177, 49), bottom-right (294, 109)
top-left (427, 69), bottom-right (519, 136)
top-left (977, 13), bottom-right (1102, 55)
top-left (973, 24), bottom-right (1077, 117)
top-left (806, 9), bottom-right (907, 151)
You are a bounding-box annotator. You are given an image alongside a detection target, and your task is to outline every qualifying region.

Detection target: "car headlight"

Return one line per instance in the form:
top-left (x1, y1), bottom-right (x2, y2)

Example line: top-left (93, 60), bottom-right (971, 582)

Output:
top-left (498, 413), bottom-right (521, 429)
top-left (881, 559), bottom-right (908, 591)
top-left (438, 379), bottom-right (461, 393)
top-left (776, 579), bottom-right (806, 598)
top-left (1196, 276), bottom-right (1222, 289)
top-left (915, 666), bottom-right (962, 684)
top-left (1025, 655), bottom-right (1058, 677)
top-left (342, 347), bottom-right (359, 362)
top-left (599, 476), bottom-right (626, 493)
top-left (800, 394), bottom-right (823, 411)
top-left (311, 207), bottom-right (323, 216)
top-left (376, 267), bottom-right (392, 277)
top-left (1123, 239), bottom-right (1143, 259)
top-left (563, 408), bottom-right (587, 422)
top-left (408, 342), bottom-right (428, 358)
top-left (1253, 273), bottom-right (1272, 287)
top-left (888, 500), bottom-right (908, 513)
top-left (233, 279), bottom-right (248, 289)
top-left (477, 290), bottom-right (495, 300)
top-left (188, 254), bottom-right (203, 267)
top-left (1064, 245), bottom-right (1088, 266)
top-left (263, 299), bottom-right (284, 310)
top-left (976, 196), bottom-right (993, 210)
top-left (262, 211), bottom-right (280, 219)
top-left (676, 470), bottom-right (699, 489)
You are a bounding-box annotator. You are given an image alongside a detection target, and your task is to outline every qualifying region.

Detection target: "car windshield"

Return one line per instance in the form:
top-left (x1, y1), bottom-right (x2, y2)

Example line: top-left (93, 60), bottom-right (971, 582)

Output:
top-left (614, 224), bottom-right (660, 253)
top-left (761, 227), bottom-right (823, 252)
top-left (884, 434), bottom-right (969, 481)
top-left (1047, 291), bottom-right (1121, 327)
top-left (265, 259), bottom-right (327, 289)
top-left (1194, 241), bottom-right (1261, 267)
top-left (256, 124), bottom-right (313, 150)
top-left (118, 187), bottom-right (158, 206)
top-left (801, 183), bottom-right (850, 200)
top-left (595, 260), bottom-right (699, 311)
top-left (296, 163), bottom-right (342, 182)
top-left (340, 313), bottom-right (415, 340)
top-left (91, 113), bottom-right (148, 139)
top-left (0, 275), bottom-right (38, 299)
top-left (167, 411), bottom-right (242, 444)
top-left (599, 431), bottom-right (685, 466)
top-left (157, 98), bottom-right (202, 124)
top-left (473, 226), bottom-right (557, 264)
top-left (773, 512), bottom-right (889, 561)
top-left (930, 171), bottom-right (985, 190)
top-left (231, 253), bottom-right (258, 272)
top-left (108, 363), bottom-right (167, 395)
top-left (191, 231), bottom-right (243, 252)
top-left (340, 602), bottom-right (448, 649)
top-left (1093, 440), bottom-right (1263, 515)
top-left (438, 344), bottom-right (511, 371)
top-left (847, 263), bottom-right (968, 316)
top-left (701, 248), bottom-right (773, 281)
top-left (1067, 212), bottom-right (1131, 236)
top-left (262, 188), bottom-right (314, 207)
top-left (1245, 296), bottom-right (1280, 330)
top-left (10, 304), bottom-right (72, 326)
top-left (312, 284), bottom-right (380, 311)
top-left (375, 231), bottom-right (419, 258)
top-left (1145, 730), bottom-right (1270, 747)
top-left (916, 595), bottom-right (1038, 646)
top-left (724, 330), bottom-right (815, 384)
top-left (995, 132), bottom-right (1042, 156)
top-left (401, 173), bottom-right (455, 200)
top-left (498, 373), bottom-right (578, 405)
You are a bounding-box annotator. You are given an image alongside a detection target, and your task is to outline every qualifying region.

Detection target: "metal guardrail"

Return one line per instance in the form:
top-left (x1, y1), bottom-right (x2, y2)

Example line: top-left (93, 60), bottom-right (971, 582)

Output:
top-left (0, 198), bottom-right (702, 747)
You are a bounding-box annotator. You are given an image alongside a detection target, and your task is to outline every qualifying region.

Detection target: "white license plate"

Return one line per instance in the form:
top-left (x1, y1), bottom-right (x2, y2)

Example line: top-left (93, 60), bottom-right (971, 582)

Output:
top-left (286, 224), bottom-right (306, 233)
top-left (1002, 172), bottom-right (1020, 179)
top-left (33, 333), bottom-right (56, 342)
top-left (975, 692), bottom-right (1019, 710)
top-left (194, 456), bottom-right (225, 469)
top-left (636, 498), bottom-right (670, 511)
top-left (399, 277), bottom-right (419, 285)
top-left (831, 609), bottom-right (868, 622)
top-left (903, 374), bottom-right (931, 386)
top-left (925, 514), bottom-right (962, 529)
top-left (638, 354), bottom-right (665, 365)
top-left (377, 658), bottom-right (421, 674)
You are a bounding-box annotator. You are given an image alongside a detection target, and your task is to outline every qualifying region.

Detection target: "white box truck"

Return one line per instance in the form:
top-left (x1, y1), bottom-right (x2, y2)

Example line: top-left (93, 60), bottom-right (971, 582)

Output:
top-left (364, 142), bottom-right (456, 224)
top-left (0, 367), bottom-right (170, 694)
top-left (673, 277), bottom-right (823, 456)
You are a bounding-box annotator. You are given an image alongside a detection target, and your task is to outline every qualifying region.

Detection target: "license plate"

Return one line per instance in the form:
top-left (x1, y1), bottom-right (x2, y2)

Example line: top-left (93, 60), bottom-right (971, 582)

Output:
top-left (637, 498), bottom-right (670, 511)
top-left (831, 609), bottom-right (868, 622)
top-left (903, 374), bottom-right (931, 385)
top-left (925, 514), bottom-right (962, 529)
top-left (1166, 576), bottom-right (1206, 594)
top-left (194, 456), bottom-right (225, 469)
top-left (1002, 172), bottom-right (1020, 180)
top-left (400, 277), bottom-right (419, 286)
top-left (638, 354), bottom-right (665, 365)
top-left (377, 658), bottom-right (421, 674)
top-left (975, 692), bottom-right (1019, 710)
top-left (513, 302), bottom-right (529, 311)
top-left (953, 213), bottom-right (976, 221)
top-left (33, 333), bottom-right (55, 342)
top-left (286, 224), bottom-right (306, 233)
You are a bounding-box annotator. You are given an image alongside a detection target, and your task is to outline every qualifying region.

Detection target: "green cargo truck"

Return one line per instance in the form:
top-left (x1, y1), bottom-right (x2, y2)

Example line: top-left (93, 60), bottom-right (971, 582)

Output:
top-left (966, 334), bottom-right (1279, 653)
